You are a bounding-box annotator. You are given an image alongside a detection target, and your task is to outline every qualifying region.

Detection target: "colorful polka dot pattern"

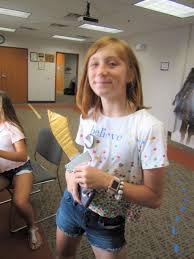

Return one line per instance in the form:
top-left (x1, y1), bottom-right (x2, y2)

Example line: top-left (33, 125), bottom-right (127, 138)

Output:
top-left (75, 111), bottom-right (169, 219)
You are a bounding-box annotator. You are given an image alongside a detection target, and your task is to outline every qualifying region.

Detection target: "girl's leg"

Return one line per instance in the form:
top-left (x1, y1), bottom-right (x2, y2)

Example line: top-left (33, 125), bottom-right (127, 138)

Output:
top-left (13, 172), bottom-right (34, 226)
top-left (92, 245), bottom-right (128, 259)
top-left (56, 227), bottom-right (82, 259)
top-left (13, 172), bottom-right (42, 250)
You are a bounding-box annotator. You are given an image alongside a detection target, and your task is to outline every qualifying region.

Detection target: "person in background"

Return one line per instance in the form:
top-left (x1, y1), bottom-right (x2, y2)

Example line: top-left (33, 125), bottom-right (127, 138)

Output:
top-left (56, 36), bottom-right (169, 259)
top-left (0, 91), bottom-right (42, 250)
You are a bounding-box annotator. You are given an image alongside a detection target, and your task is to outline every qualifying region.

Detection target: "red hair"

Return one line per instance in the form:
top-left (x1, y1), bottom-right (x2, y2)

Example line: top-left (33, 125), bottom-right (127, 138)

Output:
top-left (76, 36), bottom-right (144, 118)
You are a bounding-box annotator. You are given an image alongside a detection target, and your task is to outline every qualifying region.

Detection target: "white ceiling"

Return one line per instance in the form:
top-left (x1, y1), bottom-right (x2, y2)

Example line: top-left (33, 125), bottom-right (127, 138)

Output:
top-left (0, 0), bottom-right (194, 43)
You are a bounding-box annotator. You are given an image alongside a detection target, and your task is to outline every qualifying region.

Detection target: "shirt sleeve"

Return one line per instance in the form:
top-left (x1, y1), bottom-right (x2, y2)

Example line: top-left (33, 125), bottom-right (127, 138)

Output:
top-left (7, 123), bottom-right (25, 144)
top-left (139, 123), bottom-right (169, 169)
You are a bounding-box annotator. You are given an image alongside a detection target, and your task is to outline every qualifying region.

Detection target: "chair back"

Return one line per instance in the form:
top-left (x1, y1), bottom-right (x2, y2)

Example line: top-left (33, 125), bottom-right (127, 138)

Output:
top-left (35, 128), bottom-right (62, 166)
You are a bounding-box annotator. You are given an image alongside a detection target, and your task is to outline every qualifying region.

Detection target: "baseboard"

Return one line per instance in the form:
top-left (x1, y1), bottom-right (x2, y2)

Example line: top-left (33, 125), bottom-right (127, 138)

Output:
top-left (28, 101), bottom-right (55, 103)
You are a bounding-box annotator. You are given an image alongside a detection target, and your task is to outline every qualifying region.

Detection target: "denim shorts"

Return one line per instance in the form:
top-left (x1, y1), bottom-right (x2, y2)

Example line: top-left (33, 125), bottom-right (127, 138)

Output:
top-left (1, 160), bottom-right (32, 187)
top-left (56, 190), bottom-right (126, 252)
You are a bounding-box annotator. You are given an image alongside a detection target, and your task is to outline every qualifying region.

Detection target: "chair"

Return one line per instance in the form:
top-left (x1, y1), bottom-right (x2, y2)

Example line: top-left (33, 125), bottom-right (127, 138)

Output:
top-left (0, 127), bottom-right (63, 232)
top-left (32, 127), bottom-right (63, 195)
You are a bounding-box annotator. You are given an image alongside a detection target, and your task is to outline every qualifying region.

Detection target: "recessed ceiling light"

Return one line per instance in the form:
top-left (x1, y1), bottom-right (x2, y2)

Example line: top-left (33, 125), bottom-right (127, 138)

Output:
top-left (52, 35), bottom-right (85, 41)
top-left (0, 26), bottom-right (16, 32)
top-left (0, 7), bottom-right (31, 18)
top-left (79, 23), bottom-right (123, 33)
top-left (134, 0), bottom-right (194, 18)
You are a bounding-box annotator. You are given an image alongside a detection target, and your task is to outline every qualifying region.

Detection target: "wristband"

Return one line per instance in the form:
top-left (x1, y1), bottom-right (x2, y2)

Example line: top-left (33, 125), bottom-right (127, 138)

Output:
top-left (107, 177), bottom-right (124, 200)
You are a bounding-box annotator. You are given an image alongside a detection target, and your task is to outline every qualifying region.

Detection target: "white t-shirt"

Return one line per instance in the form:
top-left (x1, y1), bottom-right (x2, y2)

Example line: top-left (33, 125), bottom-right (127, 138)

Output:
top-left (75, 109), bottom-right (169, 219)
top-left (0, 121), bottom-right (26, 173)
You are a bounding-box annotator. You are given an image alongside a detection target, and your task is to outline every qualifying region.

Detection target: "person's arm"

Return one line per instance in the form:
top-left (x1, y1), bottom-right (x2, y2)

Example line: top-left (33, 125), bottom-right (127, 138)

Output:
top-left (118, 168), bottom-right (165, 208)
top-left (74, 165), bottom-right (165, 209)
top-left (0, 139), bottom-right (28, 162)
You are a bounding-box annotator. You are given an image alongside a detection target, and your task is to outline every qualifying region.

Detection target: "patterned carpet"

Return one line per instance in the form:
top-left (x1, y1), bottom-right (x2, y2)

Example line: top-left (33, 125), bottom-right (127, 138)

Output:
top-left (16, 105), bottom-right (194, 259)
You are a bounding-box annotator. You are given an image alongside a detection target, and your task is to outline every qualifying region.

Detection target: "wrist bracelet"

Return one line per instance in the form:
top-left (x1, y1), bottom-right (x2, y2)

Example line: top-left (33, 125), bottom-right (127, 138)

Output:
top-left (107, 176), bottom-right (120, 195)
top-left (107, 176), bottom-right (124, 201)
top-left (114, 181), bottom-right (124, 201)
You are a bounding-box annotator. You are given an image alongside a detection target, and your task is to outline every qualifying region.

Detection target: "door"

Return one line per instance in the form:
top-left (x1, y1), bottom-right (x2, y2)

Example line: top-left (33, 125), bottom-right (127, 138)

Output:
top-left (56, 53), bottom-right (65, 94)
top-left (0, 47), bottom-right (28, 103)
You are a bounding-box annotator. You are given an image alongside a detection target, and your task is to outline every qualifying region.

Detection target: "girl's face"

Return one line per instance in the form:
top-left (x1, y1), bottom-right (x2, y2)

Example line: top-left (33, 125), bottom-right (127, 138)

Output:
top-left (87, 44), bottom-right (130, 100)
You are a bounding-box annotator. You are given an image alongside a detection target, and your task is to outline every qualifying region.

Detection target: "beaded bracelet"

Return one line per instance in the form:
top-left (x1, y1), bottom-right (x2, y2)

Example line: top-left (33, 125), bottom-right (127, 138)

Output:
top-left (115, 180), bottom-right (124, 201)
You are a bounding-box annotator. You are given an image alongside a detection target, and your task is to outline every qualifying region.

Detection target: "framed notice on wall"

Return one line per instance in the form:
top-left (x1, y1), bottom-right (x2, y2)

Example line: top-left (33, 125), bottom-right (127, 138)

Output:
top-left (38, 53), bottom-right (45, 62)
top-left (30, 52), bottom-right (38, 62)
top-left (38, 61), bottom-right (45, 70)
top-left (45, 54), bottom-right (55, 63)
top-left (160, 62), bottom-right (169, 71)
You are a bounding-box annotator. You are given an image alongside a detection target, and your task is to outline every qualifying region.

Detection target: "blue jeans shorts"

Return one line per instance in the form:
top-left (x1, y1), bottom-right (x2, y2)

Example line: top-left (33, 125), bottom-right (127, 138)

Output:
top-left (1, 160), bottom-right (32, 188)
top-left (56, 190), bottom-right (126, 252)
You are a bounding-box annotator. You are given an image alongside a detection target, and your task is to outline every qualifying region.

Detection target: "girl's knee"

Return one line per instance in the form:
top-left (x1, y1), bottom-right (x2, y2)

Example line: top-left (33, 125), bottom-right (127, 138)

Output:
top-left (13, 196), bottom-right (29, 208)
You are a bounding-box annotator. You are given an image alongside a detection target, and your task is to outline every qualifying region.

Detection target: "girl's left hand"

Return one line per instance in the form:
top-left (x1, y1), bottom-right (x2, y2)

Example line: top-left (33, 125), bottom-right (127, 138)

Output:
top-left (74, 164), bottom-right (112, 189)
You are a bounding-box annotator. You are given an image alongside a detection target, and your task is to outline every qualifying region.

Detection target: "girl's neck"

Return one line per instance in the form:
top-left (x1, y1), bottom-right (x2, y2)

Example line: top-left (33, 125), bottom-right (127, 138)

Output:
top-left (101, 100), bottom-right (136, 117)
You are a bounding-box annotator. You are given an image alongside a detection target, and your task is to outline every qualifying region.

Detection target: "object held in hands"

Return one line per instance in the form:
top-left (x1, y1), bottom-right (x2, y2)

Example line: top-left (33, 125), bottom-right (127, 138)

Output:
top-left (48, 110), bottom-right (96, 207)
top-left (65, 151), bottom-right (91, 172)
top-left (48, 109), bottom-right (79, 159)
top-left (65, 151), bottom-right (95, 208)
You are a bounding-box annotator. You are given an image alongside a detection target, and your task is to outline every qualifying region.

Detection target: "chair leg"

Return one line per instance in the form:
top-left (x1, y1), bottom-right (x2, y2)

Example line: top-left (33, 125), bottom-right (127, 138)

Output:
top-left (0, 198), bottom-right (12, 205)
top-left (56, 169), bottom-right (63, 195)
top-left (10, 224), bottom-right (27, 233)
top-left (0, 188), bottom-right (22, 233)
top-left (35, 184), bottom-right (57, 223)
top-left (0, 187), bottom-right (12, 205)
top-left (9, 199), bottom-right (26, 233)
top-left (35, 213), bottom-right (56, 223)
top-left (10, 214), bottom-right (57, 233)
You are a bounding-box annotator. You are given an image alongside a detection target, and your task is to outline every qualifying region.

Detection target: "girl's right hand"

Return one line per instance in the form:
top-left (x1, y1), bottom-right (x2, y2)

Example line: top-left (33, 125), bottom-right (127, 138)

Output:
top-left (65, 171), bottom-right (80, 203)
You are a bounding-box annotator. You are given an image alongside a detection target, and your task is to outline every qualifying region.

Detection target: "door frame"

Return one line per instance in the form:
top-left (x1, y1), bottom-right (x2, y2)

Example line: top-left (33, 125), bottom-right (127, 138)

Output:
top-left (55, 52), bottom-right (79, 101)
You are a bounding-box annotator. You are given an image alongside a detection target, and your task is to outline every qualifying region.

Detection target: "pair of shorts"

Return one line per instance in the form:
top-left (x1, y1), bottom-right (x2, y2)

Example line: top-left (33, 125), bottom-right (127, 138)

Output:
top-left (56, 190), bottom-right (126, 252)
top-left (1, 160), bottom-right (32, 188)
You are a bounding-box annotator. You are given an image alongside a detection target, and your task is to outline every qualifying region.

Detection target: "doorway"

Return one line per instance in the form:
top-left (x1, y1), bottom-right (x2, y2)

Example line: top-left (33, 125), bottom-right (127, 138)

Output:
top-left (56, 52), bottom-right (78, 104)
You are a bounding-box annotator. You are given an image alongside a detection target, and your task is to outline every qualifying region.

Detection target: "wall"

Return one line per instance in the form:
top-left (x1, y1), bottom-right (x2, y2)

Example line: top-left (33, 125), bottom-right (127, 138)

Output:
top-left (3, 34), bottom-right (87, 101)
top-left (2, 25), bottom-right (194, 135)
top-left (127, 25), bottom-right (192, 132)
